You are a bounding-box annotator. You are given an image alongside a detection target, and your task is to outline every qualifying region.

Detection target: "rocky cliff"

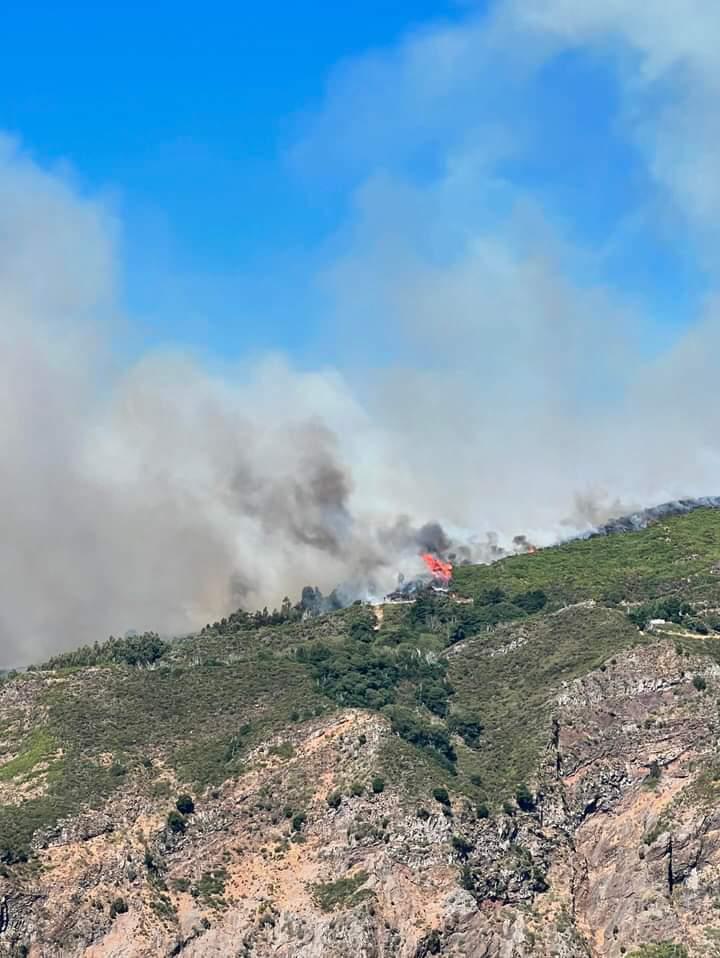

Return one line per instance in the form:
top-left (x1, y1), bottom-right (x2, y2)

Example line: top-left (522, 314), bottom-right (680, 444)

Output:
top-left (4, 509), bottom-right (720, 957)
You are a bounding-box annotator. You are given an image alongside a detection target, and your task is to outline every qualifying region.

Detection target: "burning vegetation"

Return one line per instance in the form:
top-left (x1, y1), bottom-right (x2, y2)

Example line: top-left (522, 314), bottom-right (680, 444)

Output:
top-left (198, 497), bottom-right (720, 632)
top-left (421, 553), bottom-right (453, 587)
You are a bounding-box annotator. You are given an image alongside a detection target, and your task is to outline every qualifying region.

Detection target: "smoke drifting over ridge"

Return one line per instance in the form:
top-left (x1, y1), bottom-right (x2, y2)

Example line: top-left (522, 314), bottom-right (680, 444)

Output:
top-left (0, 135), bottom-right (523, 669)
top-left (5, 0), bottom-right (720, 677)
top-left (0, 138), bottom-right (716, 667)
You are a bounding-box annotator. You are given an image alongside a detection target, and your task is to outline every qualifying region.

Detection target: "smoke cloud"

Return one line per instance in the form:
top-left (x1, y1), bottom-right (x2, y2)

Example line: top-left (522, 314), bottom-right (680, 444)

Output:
top-left (3, 1), bottom-right (720, 665)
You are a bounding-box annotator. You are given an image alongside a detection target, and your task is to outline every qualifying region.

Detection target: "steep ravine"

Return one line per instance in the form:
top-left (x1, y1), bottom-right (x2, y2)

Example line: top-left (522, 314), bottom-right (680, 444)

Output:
top-left (2, 638), bottom-right (720, 956)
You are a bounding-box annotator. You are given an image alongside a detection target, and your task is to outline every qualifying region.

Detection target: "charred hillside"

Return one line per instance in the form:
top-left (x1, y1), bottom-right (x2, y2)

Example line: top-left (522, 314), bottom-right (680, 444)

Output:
top-left (3, 508), bottom-right (720, 956)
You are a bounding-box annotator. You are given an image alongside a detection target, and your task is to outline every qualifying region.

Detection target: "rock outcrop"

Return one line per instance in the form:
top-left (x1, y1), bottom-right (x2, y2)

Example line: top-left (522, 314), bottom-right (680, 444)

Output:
top-left (2, 639), bottom-right (720, 956)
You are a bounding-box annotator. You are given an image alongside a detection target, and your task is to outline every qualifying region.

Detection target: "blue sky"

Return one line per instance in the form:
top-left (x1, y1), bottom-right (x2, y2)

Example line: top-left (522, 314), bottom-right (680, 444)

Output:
top-left (4, 0), bottom-right (720, 655)
top-left (1, 0), bottom-right (474, 360)
top-left (2, 0), bottom-right (711, 370)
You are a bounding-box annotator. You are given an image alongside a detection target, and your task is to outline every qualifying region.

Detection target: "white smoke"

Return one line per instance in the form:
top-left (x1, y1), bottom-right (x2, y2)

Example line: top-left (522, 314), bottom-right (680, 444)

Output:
top-left (3, 0), bottom-right (720, 664)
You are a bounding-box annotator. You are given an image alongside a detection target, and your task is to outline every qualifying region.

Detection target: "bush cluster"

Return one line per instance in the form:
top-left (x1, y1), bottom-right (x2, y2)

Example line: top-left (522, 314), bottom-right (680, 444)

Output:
top-left (628, 597), bottom-right (694, 629)
top-left (34, 632), bottom-right (169, 671)
top-left (385, 706), bottom-right (456, 765)
top-left (409, 588), bottom-right (548, 645)
top-left (297, 642), bottom-right (451, 713)
top-left (167, 810), bottom-right (186, 834)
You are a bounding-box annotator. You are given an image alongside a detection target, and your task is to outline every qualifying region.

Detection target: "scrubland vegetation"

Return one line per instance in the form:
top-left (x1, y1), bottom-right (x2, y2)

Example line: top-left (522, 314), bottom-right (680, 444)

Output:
top-left (3, 508), bottom-right (720, 864)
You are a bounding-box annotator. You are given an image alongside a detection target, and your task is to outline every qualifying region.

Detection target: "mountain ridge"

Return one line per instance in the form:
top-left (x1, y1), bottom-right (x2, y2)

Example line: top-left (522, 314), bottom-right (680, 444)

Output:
top-left (3, 507), bottom-right (720, 955)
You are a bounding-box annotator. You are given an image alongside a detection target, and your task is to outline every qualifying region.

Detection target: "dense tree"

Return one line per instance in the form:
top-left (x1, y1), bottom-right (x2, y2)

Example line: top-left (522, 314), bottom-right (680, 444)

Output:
top-left (477, 587), bottom-right (506, 606)
top-left (416, 681), bottom-right (451, 717)
top-left (448, 710), bottom-right (483, 748)
top-left (34, 632), bottom-right (170, 671)
top-left (513, 590), bottom-right (548, 614)
top-left (167, 811), bottom-right (186, 834)
top-left (452, 834), bottom-right (474, 860)
top-left (385, 706), bottom-right (456, 764)
top-left (175, 794), bottom-right (195, 815)
top-left (515, 784), bottom-right (535, 812)
top-left (628, 597), bottom-right (695, 630)
top-left (110, 898), bottom-right (128, 919)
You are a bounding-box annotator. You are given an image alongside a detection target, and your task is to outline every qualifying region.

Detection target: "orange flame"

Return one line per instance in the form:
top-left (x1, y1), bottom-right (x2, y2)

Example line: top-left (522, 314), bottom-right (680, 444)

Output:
top-left (421, 553), bottom-right (453, 583)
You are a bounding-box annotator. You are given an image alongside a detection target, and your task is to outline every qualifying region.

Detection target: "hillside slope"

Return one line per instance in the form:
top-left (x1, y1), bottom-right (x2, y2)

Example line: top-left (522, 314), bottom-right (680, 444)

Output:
top-left (3, 509), bottom-right (720, 956)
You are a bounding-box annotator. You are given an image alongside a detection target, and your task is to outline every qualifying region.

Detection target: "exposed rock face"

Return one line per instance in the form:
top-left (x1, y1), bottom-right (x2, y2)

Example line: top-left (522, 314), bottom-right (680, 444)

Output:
top-left (555, 643), bottom-right (720, 957)
top-left (2, 640), bottom-right (720, 956)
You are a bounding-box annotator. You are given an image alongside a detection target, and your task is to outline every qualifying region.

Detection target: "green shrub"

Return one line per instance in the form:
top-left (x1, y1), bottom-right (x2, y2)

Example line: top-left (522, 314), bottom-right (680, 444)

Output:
top-left (311, 871), bottom-right (371, 912)
top-left (349, 620), bottom-right (374, 643)
top-left (291, 812), bottom-right (306, 832)
top-left (175, 793), bottom-right (195, 815)
top-left (629, 597), bottom-right (695, 630)
top-left (39, 632), bottom-right (170, 671)
top-left (476, 803), bottom-right (490, 819)
top-left (647, 761), bottom-right (661, 783)
top-left (385, 706), bottom-right (456, 764)
top-left (109, 897), bottom-right (128, 919)
top-left (350, 781), bottom-right (364, 797)
top-left (477, 588), bottom-right (506, 606)
top-left (515, 783), bottom-right (535, 812)
top-left (326, 790), bottom-right (342, 809)
top-left (194, 867), bottom-right (228, 906)
top-left (416, 681), bottom-right (451, 717)
top-left (417, 930), bottom-right (442, 955)
top-left (371, 776), bottom-right (385, 794)
top-left (459, 601), bottom-right (527, 634)
top-left (167, 811), bottom-right (186, 834)
top-left (432, 787), bottom-right (450, 807)
top-left (451, 834), bottom-right (474, 859)
top-left (626, 944), bottom-right (688, 958)
top-left (460, 864), bottom-right (474, 891)
top-left (299, 641), bottom-right (449, 713)
top-left (693, 675), bottom-right (707, 692)
top-left (513, 590), bottom-right (547, 614)
top-left (448, 710), bottom-right (483, 748)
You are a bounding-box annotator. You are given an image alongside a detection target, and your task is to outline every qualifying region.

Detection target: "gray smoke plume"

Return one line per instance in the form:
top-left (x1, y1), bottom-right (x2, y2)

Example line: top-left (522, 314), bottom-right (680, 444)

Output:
top-left (377, 517), bottom-right (452, 557)
top-left (512, 535), bottom-right (536, 554)
top-left (583, 498), bottom-right (720, 539)
top-left (0, 139), bottom-right (464, 667)
top-left (229, 422), bottom-right (353, 555)
top-left (5, 0), bottom-right (720, 673)
top-left (415, 522), bottom-right (452, 556)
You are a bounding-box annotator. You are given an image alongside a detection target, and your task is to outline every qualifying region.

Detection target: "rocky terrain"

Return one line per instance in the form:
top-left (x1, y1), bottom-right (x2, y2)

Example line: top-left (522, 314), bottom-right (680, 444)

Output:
top-left (4, 509), bottom-right (720, 956)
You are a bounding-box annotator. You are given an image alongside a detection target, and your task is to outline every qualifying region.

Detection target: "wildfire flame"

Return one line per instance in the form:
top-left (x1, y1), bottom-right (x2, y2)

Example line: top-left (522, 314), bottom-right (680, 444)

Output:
top-left (421, 553), bottom-right (453, 584)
